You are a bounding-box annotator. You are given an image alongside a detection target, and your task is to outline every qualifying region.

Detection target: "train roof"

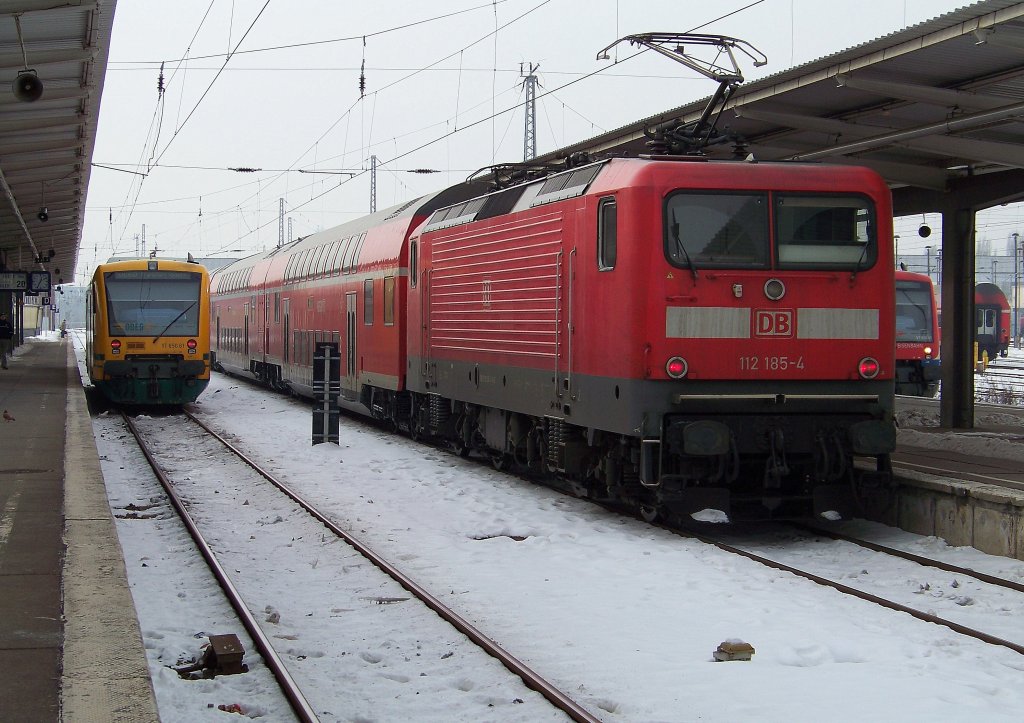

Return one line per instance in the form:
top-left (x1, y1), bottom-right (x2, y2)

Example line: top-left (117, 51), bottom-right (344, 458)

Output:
top-left (92, 258), bottom-right (210, 279)
top-left (895, 268), bottom-right (934, 284)
top-left (420, 156), bottom-right (890, 237)
top-left (212, 181), bottom-right (490, 278)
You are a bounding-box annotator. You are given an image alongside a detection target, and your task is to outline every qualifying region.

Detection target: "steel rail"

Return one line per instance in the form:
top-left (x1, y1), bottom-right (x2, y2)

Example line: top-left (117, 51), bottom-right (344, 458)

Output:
top-left (679, 525), bottom-right (1024, 657)
top-left (183, 410), bottom-right (601, 723)
top-left (790, 522), bottom-right (1024, 594)
top-left (122, 413), bottom-right (320, 723)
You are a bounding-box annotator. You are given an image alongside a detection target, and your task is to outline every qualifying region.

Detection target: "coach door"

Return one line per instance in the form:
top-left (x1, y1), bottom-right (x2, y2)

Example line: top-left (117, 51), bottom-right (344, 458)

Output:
top-left (263, 296), bottom-right (270, 364)
top-left (421, 268), bottom-right (437, 387)
top-left (282, 299), bottom-right (290, 364)
top-left (345, 292), bottom-right (357, 392)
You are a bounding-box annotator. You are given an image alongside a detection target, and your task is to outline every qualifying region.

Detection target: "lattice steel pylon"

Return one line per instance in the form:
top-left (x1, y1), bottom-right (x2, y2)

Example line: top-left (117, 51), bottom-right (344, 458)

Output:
top-left (370, 155), bottom-right (377, 213)
top-left (521, 62), bottom-right (539, 161)
top-left (278, 198), bottom-right (284, 248)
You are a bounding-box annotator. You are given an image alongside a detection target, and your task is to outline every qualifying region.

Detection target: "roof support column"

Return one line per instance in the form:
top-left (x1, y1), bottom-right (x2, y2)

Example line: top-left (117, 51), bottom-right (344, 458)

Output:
top-left (939, 205), bottom-right (976, 429)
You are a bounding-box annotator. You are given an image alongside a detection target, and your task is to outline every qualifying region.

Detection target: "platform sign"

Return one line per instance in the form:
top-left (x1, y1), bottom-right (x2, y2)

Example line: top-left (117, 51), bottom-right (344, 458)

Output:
top-left (312, 342), bottom-right (341, 445)
top-left (0, 272), bottom-right (28, 291)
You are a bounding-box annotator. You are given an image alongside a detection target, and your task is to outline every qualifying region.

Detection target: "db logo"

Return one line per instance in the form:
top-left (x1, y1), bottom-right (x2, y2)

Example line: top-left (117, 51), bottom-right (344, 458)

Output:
top-left (754, 309), bottom-right (794, 337)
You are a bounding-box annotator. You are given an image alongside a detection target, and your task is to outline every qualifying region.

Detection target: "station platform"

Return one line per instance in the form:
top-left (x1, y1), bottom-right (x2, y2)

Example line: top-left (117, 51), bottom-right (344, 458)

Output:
top-left (0, 336), bottom-right (157, 722)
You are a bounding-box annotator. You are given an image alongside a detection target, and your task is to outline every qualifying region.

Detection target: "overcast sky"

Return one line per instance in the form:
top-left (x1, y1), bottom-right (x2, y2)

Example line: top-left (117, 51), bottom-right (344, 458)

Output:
top-left (77, 0), bottom-right (983, 283)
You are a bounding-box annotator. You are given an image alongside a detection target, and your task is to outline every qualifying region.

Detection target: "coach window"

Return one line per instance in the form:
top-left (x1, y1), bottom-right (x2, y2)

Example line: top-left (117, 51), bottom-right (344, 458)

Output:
top-left (775, 194), bottom-right (874, 270)
top-left (664, 192), bottom-right (769, 269)
top-left (329, 238), bottom-right (345, 275)
top-left (597, 197), bottom-right (617, 271)
top-left (274, 293), bottom-right (280, 323)
top-left (363, 279), bottom-right (374, 325)
top-left (316, 244), bottom-right (331, 277)
top-left (384, 276), bottom-right (395, 325)
top-left (409, 240), bottom-right (418, 288)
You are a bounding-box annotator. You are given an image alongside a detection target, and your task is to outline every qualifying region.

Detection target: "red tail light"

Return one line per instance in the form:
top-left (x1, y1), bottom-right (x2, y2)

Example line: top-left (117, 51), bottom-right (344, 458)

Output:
top-left (666, 357), bottom-right (688, 379)
top-left (186, 339), bottom-right (197, 350)
top-left (110, 339), bottom-right (121, 354)
top-left (858, 357), bottom-right (880, 379)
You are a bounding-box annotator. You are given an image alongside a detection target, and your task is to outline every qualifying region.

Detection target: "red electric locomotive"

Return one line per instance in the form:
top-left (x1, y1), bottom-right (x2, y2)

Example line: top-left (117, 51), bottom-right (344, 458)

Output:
top-left (212, 156), bottom-right (897, 521)
top-left (975, 282), bottom-right (1011, 360)
top-left (894, 269), bottom-right (940, 397)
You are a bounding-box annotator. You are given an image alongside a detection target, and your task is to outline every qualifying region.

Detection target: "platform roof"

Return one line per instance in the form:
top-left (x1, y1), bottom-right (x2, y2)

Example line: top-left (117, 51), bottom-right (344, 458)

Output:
top-left (1, 1), bottom-right (1023, 294)
top-left (0, 1), bottom-right (115, 289)
top-left (536, 0), bottom-right (1024, 216)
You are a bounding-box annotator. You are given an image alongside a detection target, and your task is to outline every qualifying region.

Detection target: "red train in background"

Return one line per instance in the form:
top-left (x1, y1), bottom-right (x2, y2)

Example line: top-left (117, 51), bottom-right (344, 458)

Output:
top-left (894, 269), bottom-right (940, 397)
top-left (975, 282), bottom-right (1011, 360)
top-left (211, 156), bottom-right (897, 521)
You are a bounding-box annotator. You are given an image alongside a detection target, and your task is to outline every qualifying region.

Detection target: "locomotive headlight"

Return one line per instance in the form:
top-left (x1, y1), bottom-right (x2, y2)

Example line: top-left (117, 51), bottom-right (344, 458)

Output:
top-left (666, 356), bottom-right (688, 379)
top-left (858, 356), bottom-right (880, 379)
top-left (110, 339), bottom-right (121, 355)
top-left (764, 278), bottom-right (786, 301)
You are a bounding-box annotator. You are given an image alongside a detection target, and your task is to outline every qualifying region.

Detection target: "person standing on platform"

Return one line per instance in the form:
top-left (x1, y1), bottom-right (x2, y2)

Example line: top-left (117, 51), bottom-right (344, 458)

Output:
top-left (0, 313), bottom-right (13, 369)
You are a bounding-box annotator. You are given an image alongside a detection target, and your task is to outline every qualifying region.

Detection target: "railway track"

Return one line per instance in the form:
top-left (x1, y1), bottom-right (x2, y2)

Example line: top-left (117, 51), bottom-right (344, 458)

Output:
top-left (680, 521), bottom-right (1024, 656)
top-left (122, 409), bottom-right (600, 723)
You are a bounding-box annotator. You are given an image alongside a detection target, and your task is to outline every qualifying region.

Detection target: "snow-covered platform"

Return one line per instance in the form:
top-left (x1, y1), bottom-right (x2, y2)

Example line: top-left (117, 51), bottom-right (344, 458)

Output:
top-left (0, 337), bottom-right (158, 722)
top-left (866, 397), bottom-right (1024, 561)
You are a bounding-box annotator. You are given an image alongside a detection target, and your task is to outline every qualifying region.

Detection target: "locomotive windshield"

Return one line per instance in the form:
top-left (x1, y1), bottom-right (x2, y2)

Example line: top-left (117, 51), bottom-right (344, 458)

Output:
top-left (665, 192), bottom-right (769, 268)
top-left (775, 195), bottom-right (874, 269)
top-left (664, 192), bottom-right (875, 270)
top-left (895, 280), bottom-right (935, 343)
top-left (104, 270), bottom-right (202, 337)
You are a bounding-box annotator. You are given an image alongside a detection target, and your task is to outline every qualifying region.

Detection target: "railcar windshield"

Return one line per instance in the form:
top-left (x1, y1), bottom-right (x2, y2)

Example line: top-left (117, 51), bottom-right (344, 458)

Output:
top-left (895, 280), bottom-right (935, 343)
top-left (663, 191), bottom-right (875, 270)
top-left (104, 270), bottom-right (202, 337)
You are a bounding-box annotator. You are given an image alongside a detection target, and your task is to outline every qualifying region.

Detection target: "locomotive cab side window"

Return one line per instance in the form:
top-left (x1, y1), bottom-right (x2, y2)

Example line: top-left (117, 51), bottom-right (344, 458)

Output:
top-left (775, 195), bottom-right (875, 269)
top-left (597, 197), bottom-right (617, 271)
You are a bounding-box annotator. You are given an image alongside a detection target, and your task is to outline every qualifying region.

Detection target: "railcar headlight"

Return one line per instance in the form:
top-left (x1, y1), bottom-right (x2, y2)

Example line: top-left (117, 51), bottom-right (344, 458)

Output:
top-left (764, 278), bottom-right (786, 301)
top-left (923, 346), bottom-right (933, 357)
top-left (858, 356), bottom-right (880, 379)
top-left (666, 356), bottom-right (688, 379)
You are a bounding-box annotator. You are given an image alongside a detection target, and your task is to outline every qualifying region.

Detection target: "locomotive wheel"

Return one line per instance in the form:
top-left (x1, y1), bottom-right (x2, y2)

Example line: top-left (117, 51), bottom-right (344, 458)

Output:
top-left (639, 503), bottom-right (659, 523)
top-left (492, 453), bottom-right (512, 471)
